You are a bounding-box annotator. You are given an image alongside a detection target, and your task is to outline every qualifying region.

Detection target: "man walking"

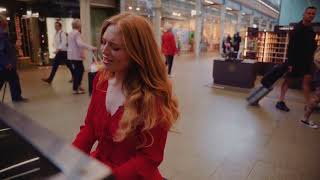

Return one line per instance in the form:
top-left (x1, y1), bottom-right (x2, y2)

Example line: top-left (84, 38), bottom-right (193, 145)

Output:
top-left (42, 21), bottom-right (73, 84)
top-left (276, 6), bottom-right (317, 112)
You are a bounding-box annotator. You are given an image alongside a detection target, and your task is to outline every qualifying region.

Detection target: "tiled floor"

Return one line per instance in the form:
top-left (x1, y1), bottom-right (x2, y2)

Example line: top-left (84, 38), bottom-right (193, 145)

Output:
top-left (2, 53), bottom-right (320, 180)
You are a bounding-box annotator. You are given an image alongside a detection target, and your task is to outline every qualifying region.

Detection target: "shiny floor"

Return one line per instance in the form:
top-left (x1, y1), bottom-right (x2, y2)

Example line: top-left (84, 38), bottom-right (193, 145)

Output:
top-left (2, 53), bottom-right (320, 180)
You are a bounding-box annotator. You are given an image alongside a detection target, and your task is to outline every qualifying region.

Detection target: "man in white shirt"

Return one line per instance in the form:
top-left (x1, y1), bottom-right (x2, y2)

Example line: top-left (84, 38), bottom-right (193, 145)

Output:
top-left (42, 21), bottom-right (73, 84)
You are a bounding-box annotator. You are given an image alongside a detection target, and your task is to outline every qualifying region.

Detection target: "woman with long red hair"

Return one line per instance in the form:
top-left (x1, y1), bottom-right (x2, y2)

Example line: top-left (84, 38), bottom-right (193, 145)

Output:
top-left (72, 13), bottom-right (179, 180)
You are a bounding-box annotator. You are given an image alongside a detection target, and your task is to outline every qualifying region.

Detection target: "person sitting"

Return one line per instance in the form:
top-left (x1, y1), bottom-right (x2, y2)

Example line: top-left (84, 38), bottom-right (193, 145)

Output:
top-left (72, 13), bottom-right (179, 179)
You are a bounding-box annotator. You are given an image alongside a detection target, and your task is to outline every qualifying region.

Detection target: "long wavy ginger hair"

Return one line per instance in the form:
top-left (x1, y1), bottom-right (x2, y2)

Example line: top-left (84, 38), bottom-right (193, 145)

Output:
top-left (98, 13), bottom-right (179, 142)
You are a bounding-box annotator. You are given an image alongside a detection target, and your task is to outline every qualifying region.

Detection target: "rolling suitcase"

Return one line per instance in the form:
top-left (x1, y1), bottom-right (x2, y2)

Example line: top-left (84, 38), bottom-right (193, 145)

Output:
top-left (246, 63), bottom-right (288, 105)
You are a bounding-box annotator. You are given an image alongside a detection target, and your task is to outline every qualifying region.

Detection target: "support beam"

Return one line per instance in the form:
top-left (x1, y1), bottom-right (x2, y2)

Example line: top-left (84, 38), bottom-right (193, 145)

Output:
top-left (220, 5), bottom-right (226, 55)
top-left (153, 0), bottom-right (161, 46)
top-left (80, 0), bottom-right (92, 69)
top-left (195, 0), bottom-right (203, 57)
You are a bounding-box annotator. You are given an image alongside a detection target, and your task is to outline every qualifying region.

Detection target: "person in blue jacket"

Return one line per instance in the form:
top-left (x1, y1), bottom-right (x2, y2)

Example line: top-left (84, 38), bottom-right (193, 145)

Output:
top-left (0, 15), bottom-right (27, 102)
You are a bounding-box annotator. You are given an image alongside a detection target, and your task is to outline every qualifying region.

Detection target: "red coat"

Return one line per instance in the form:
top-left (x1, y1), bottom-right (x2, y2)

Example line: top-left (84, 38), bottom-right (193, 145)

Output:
top-left (73, 73), bottom-right (168, 180)
top-left (161, 31), bottom-right (177, 56)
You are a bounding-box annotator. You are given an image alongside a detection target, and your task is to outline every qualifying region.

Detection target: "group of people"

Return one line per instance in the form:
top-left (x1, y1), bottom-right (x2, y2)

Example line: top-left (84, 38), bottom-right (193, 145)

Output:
top-left (222, 32), bottom-right (242, 56)
top-left (42, 19), bottom-right (97, 94)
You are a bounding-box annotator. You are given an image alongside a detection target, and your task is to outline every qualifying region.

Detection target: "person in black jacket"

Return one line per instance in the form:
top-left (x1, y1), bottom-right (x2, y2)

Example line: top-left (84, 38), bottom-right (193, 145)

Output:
top-left (233, 32), bottom-right (241, 52)
top-left (0, 15), bottom-right (27, 102)
top-left (276, 6), bottom-right (317, 112)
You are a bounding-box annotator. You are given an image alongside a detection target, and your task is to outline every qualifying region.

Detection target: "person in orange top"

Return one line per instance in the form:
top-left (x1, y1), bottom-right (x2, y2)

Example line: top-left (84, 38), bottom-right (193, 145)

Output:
top-left (72, 13), bottom-right (179, 180)
top-left (161, 23), bottom-right (178, 77)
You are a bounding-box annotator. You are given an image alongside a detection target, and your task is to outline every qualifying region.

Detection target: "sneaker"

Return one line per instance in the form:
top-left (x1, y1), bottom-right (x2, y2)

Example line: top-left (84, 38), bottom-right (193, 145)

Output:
top-left (77, 89), bottom-right (85, 94)
top-left (276, 101), bottom-right (290, 112)
top-left (73, 89), bottom-right (85, 95)
top-left (41, 78), bottom-right (51, 84)
top-left (300, 120), bottom-right (318, 129)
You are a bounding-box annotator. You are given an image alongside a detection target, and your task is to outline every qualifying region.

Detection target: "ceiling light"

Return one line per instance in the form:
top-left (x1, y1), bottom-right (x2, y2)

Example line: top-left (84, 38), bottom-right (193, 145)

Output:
top-left (136, 7), bottom-right (140, 11)
top-left (0, 7), bottom-right (7, 13)
top-left (32, 12), bottom-right (39, 17)
top-left (128, 6), bottom-right (133, 10)
top-left (204, 0), bottom-right (214, 4)
top-left (242, 12), bottom-right (246, 15)
top-left (257, 0), bottom-right (279, 14)
top-left (191, 10), bottom-right (196, 16)
top-left (6, 17), bottom-right (10, 21)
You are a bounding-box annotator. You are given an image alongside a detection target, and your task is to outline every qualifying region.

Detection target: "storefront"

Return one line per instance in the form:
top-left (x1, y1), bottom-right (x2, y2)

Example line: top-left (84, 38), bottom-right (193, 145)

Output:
top-left (0, 0), bottom-right (117, 68)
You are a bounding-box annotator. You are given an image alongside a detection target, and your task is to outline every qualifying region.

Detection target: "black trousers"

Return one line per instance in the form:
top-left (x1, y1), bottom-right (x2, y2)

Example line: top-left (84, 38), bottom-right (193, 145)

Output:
top-left (165, 55), bottom-right (174, 75)
top-left (0, 69), bottom-right (23, 101)
top-left (88, 72), bottom-right (97, 96)
top-left (48, 51), bottom-right (73, 82)
top-left (71, 60), bottom-right (84, 91)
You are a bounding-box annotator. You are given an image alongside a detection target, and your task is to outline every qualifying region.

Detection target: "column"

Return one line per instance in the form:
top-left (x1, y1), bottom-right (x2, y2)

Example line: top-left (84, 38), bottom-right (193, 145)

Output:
top-left (80, 0), bottom-right (92, 69)
top-left (249, 15), bottom-right (254, 27)
top-left (236, 11), bottom-right (242, 33)
top-left (258, 18), bottom-right (264, 31)
top-left (267, 20), bottom-right (272, 31)
top-left (271, 23), bottom-right (275, 31)
top-left (195, 0), bottom-right (203, 57)
top-left (120, 0), bottom-right (126, 13)
top-left (153, 0), bottom-right (161, 46)
top-left (219, 5), bottom-right (226, 55)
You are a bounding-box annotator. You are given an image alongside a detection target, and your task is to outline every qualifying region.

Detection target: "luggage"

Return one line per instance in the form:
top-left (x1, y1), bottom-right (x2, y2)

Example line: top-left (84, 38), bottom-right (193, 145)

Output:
top-left (261, 63), bottom-right (288, 88)
top-left (246, 63), bottom-right (288, 105)
top-left (246, 86), bottom-right (273, 105)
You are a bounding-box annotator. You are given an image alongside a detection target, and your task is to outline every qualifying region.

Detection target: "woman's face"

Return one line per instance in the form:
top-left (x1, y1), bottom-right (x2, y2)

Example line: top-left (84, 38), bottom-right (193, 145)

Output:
top-left (101, 24), bottom-right (130, 74)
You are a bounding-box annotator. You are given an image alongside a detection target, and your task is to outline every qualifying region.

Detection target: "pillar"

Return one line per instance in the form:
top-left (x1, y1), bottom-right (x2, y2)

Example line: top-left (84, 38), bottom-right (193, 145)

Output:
top-left (195, 0), bottom-right (203, 57)
top-left (80, 0), bottom-right (92, 69)
top-left (153, 0), bottom-right (161, 46)
top-left (249, 15), bottom-right (254, 27)
top-left (219, 5), bottom-right (226, 55)
top-left (120, 0), bottom-right (126, 13)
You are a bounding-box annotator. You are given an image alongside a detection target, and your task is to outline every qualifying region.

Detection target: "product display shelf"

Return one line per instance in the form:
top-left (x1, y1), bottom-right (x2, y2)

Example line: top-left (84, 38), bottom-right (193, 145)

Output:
top-left (256, 31), bottom-right (289, 64)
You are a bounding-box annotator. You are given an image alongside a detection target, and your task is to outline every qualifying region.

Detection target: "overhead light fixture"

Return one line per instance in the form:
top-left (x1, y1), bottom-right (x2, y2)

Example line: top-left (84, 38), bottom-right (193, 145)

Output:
top-left (32, 12), bottom-right (39, 17)
top-left (128, 6), bottom-right (133, 10)
top-left (253, 24), bottom-right (258, 28)
top-left (226, 7), bottom-right (232, 11)
top-left (0, 7), bottom-right (7, 13)
top-left (242, 12), bottom-right (246, 15)
top-left (204, 0), bottom-right (214, 4)
top-left (136, 7), bottom-right (140, 11)
top-left (191, 9), bottom-right (196, 16)
top-left (172, 12), bottom-right (181, 17)
top-left (6, 17), bottom-right (10, 21)
top-left (27, 10), bottom-right (32, 16)
top-left (257, 0), bottom-right (279, 14)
